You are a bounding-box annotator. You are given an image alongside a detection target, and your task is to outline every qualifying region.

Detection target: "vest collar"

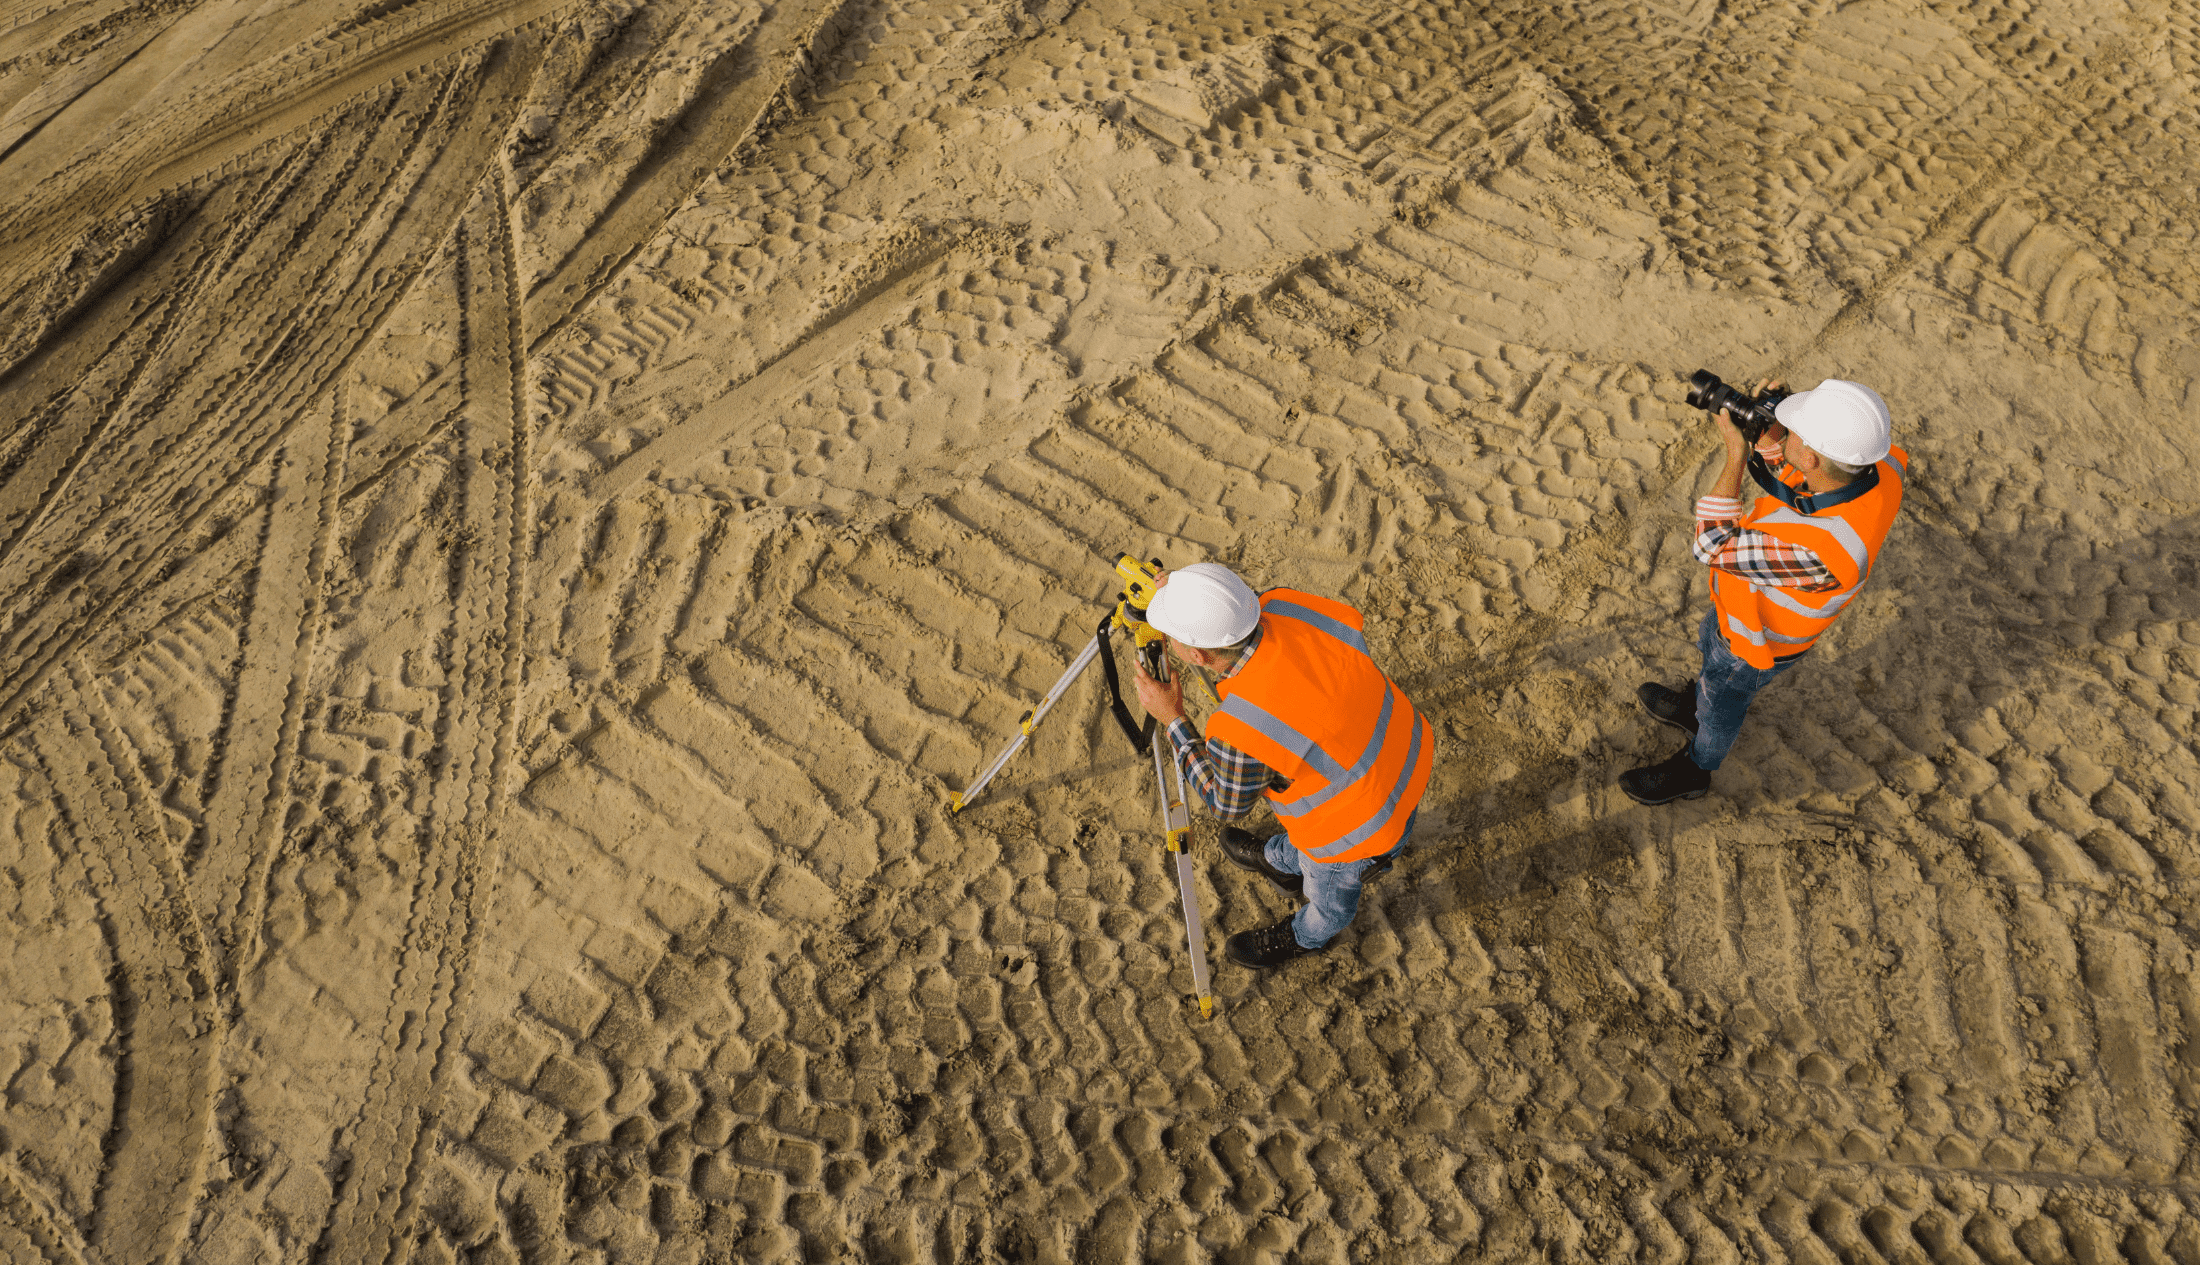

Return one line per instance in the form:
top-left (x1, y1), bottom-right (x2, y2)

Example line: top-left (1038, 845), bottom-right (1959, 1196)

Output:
top-left (1749, 452), bottom-right (1880, 516)
top-left (1224, 625), bottom-right (1262, 678)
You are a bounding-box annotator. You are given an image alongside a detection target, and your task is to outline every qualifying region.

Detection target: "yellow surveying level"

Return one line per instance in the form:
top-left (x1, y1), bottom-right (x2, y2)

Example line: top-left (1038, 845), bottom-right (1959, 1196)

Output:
top-left (1110, 553), bottom-right (1166, 652)
top-left (950, 553), bottom-right (1215, 1020)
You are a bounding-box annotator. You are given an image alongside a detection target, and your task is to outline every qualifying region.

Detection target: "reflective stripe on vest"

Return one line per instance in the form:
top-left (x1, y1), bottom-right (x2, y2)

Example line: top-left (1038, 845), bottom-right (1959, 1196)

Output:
top-left (1217, 687), bottom-right (1394, 819)
top-left (1205, 591), bottom-right (1433, 862)
top-left (1725, 611), bottom-right (1819, 647)
top-left (1755, 582), bottom-right (1857, 618)
top-left (1304, 710), bottom-right (1427, 860)
top-left (1711, 446), bottom-right (1905, 668)
top-left (1262, 599), bottom-right (1371, 655)
top-left (1751, 504), bottom-right (1872, 581)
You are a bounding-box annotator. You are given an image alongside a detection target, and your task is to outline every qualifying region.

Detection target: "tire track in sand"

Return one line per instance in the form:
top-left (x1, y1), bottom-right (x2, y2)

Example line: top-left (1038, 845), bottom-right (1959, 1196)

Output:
top-left (344, 0), bottom-right (875, 505)
top-left (0, 41), bottom-right (541, 741)
top-left (0, 2), bottom-right (184, 164)
top-left (1789, 28), bottom-right (2156, 366)
top-left (0, 0), bottom-right (571, 296)
top-left (586, 225), bottom-right (982, 505)
top-left (523, 0), bottom-right (869, 350)
top-left (315, 171), bottom-right (534, 1265)
top-left (0, 1155), bottom-right (91, 1265)
top-left (0, 178), bottom-right (266, 580)
top-left (192, 392), bottom-right (347, 982)
top-left (23, 660), bottom-right (218, 1265)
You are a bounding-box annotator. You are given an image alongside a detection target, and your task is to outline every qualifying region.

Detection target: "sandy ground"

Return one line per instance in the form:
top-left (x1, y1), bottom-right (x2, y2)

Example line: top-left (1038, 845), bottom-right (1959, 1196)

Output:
top-left (2, 0), bottom-right (2198, 1260)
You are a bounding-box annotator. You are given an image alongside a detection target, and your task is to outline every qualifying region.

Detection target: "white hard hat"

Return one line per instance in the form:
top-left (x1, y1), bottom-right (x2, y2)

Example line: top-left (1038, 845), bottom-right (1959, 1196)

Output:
top-left (1774, 379), bottom-right (1891, 466)
top-left (1146, 563), bottom-right (1260, 648)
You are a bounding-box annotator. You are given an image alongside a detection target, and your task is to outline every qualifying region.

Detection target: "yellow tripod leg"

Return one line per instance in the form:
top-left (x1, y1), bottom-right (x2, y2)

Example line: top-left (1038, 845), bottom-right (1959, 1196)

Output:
top-left (950, 633), bottom-right (1104, 812)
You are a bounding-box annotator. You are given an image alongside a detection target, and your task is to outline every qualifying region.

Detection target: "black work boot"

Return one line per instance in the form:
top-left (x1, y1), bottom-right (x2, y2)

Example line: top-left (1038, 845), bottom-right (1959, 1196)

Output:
top-left (1637, 681), bottom-right (1700, 735)
top-left (1225, 916), bottom-right (1326, 969)
top-left (1221, 826), bottom-right (1303, 897)
top-left (1620, 748), bottom-right (1712, 805)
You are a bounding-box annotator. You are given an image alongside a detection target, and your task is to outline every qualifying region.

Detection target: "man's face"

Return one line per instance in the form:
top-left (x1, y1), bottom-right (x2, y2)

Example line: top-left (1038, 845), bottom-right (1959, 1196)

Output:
top-left (1776, 423), bottom-right (1811, 470)
top-left (1167, 638), bottom-right (1216, 670)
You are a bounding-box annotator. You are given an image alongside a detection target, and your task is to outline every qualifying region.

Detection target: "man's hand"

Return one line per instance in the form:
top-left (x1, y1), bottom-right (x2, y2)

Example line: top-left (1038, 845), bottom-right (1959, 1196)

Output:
top-left (1713, 378), bottom-right (1786, 452)
top-left (1712, 403), bottom-right (1748, 453)
top-left (1710, 377), bottom-right (1785, 501)
top-left (1132, 656), bottom-right (1186, 726)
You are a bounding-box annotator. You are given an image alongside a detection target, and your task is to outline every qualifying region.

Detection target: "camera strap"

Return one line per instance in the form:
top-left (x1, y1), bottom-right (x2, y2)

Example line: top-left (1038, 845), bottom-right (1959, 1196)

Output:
top-left (1095, 614), bottom-right (1157, 755)
top-left (1749, 452), bottom-right (1879, 516)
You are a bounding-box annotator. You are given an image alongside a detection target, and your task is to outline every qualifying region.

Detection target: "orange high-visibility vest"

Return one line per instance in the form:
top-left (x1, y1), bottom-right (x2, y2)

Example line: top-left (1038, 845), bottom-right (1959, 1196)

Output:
top-left (1711, 446), bottom-right (1908, 669)
top-left (1206, 591), bottom-right (1434, 863)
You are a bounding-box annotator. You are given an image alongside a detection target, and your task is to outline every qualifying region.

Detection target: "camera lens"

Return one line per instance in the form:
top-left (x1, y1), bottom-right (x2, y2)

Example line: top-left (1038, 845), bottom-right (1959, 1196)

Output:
top-left (1686, 369), bottom-right (1722, 411)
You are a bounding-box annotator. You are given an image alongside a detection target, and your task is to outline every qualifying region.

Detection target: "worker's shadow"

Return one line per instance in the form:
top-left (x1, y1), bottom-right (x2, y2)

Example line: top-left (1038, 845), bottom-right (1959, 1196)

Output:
top-left (1382, 758), bottom-right (1644, 932)
top-left (1420, 816), bottom-right (1636, 910)
top-left (1373, 502), bottom-right (2200, 931)
top-left (1740, 500), bottom-right (2200, 767)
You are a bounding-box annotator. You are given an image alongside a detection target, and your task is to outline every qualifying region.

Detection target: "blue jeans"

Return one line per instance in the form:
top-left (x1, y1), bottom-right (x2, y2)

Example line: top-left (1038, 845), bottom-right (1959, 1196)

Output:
top-left (1264, 809), bottom-right (1416, 948)
top-left (1690, 609), bottom-right (1800, 771)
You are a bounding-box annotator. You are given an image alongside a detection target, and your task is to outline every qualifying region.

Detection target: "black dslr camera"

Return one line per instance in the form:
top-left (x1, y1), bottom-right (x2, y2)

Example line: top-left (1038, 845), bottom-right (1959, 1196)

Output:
top-left (1686, 370), bottom-right (1789, 445)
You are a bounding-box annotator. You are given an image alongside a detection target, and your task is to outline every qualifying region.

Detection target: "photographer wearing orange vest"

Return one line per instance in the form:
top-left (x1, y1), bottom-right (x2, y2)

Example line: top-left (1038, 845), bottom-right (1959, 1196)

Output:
top-left (1623, 378), bottom-right (1907, 804)
top-left (1129, 564), bottom-right (1435, 969)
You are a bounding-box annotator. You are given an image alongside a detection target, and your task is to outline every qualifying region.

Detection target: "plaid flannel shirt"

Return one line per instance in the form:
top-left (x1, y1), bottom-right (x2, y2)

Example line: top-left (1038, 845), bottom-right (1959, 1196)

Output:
top-left (1691, 442), bottom-right (1841, 591)
top-left (1161, 628), bottom-right (1285, 819)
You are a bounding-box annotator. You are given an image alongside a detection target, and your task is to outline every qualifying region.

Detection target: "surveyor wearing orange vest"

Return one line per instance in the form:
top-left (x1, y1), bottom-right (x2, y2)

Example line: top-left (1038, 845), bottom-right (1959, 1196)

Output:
top-left (1130, 563), bottom-right (1435, 969)
top-left (1623, 378), bottom-right (1907, 804)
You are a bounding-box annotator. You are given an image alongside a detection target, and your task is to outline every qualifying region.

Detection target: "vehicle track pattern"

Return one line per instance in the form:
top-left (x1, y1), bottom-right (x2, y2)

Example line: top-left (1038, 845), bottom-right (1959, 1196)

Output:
top-left (0, 1155), bottom-right (92, 1265)
top-left (0, 0), bottom-right (573, 296)
top-left (315, 172), bottom-right (537, 1265)
top-left (24, 662), bottom-right (219, 1265)
top-left (193, 399), bottom-right (347, 983)
top-left (1, 0), bottom-right (2196, 1258)
top-left (0, 44), bottom-right (541, 739)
